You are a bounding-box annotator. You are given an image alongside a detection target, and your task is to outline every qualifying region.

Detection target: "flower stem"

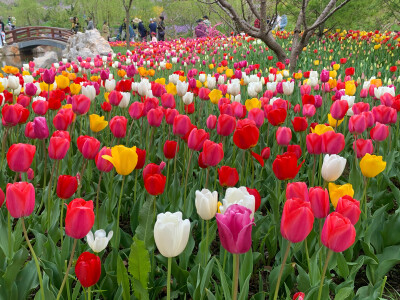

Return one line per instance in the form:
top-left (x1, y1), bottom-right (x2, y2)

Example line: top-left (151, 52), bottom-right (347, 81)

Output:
top-left (115, 176), bottom-right (126, 249)
top-left (56, 238), bottom-right (78, 300)
top-left (183, 150), bottom-right (194, 212)
top-left (273, 241), bottom-right (291, 300)
top-left (205, 167), bottom-right (210, 189)
top-left (87, 286), bottom-right (91, 300)
top-left (60, 200), bottom-right (65, 246)
top-left (167, 257), bottom-right (172, 300)
top-left (304, 237), bottom-right (311, 275)
top-left (42, 139), bottom-right (48, 188)
top-left (47, 161), bottom-right (57, 231)
top-left (22, 218), bottom-right (45, 300)
top-left (317, 249), bottom-right (333, 300)
top-left (232, 253), bottom-right (240, 300)
top-left (96, 173), bottom-right (103, 229)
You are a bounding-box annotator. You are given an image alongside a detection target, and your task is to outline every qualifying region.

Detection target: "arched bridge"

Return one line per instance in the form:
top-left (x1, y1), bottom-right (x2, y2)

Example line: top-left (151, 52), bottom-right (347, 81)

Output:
top-left (5, 27), bottom-right (73, 50)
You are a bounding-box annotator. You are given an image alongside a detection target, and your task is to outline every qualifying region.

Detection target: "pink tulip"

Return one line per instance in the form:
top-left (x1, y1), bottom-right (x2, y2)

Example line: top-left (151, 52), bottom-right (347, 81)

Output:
top-left (309, 187), bottom-right (330, 218)
top-left (286, 182), bottom-right (308, 202)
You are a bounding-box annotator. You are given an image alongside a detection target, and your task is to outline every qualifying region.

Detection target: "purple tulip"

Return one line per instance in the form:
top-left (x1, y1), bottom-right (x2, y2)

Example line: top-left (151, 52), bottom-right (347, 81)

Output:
top-left (25, 83), bottom-right (38, 96)
top-left (43, 69), bottom-right (56, 84)
top-left (215, 204), bottom-right (254, 254)
top-left (33, 117), bottom-right (49, 140)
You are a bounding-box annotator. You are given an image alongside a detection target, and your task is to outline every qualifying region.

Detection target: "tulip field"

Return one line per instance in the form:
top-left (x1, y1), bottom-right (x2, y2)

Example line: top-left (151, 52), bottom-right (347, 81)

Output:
top-left (1, 29), bottom-right (400, 300)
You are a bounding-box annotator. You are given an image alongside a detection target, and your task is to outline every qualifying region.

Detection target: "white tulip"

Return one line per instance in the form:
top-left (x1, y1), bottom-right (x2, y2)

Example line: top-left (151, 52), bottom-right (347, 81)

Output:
top-left (249, 75), bottom-right (259, 83)
top-left (247, 84), bottom-right (258, 98)
top-left (154, 211), bottom-right (190, 258)
top-left (119, 92), bottom-right (131, 108)
top-left (282, 81), bottom-right (294, 96)
top-left (171, 57), bottom-right (178, 64)
top-left (199, 73), bottom-right (206, 83)
top-left (23, 75), bottom-right (34, 83)
top-left (195, 189), bottom-right (218, 220)
top-left (219, 187), bottom-right (255, 218)
top-left (207, 76), bottom-right (216, 90)
top-left (105, 79), bottom-right (116, 92)
top-left (217, 75), bottom-right (225, 85)
top-left (347, 108), bottom-right (354, 117)
top-left (146, 90), bottom-right (154, 99)
top-left (283, 70), bottom-right (289, 77)
top-left (227, 81), bottom-right (240, 96)
top-left (62, 58), bottom-right (68, 64)
top-left (176, 80), bottom-right (189, 97)
top-left (321, 154), bottom-right (346, 182)
top-left (81, 85), bottom-right (96, 101)
top-left (138, 80), bottom-right (150, 96)
top-left (12, 85), bottom-right (22, 95)
top-left (308, 76), bottom-right (318, 87)
top-left (169, 74), bottom-right (179, 85)
top-left (33, 82), bottom-right (41, 95)
top-left (233, 94), bottom-right (241, 103)
top-left (266, 82), bottom-right (277, 92)
top-left (32, 96), bottom-right (46, 102)
top-left (86, 230), bottom-right (113, 253)
top-left (0, 78), bottom-right (8, 90)
top-left (53, 63), bottom-right (60, 69)
top-left (309, 71), bottom-right (319, 79)
top-left (131, 82), bottom-right (139, 92)
top-left (276, 73), bottom-right (283, 82)
top-left (23, 64), bottom-right (29, 71)
top-left (268, 74), bottom-right (275, 82)
top-left (362, 81), bottom-right (370, 90)
top-left (182, 92), bottom-right (194, 105)
top-left (341, 95), bottom-right (355, 107)
top-left (374, 86), bottom-right (395, 99)
top-left (7, 75), bottom-right (20, 90)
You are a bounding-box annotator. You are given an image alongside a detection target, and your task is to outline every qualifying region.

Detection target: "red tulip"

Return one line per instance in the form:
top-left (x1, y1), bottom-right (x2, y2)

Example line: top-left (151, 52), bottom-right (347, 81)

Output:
top-left (292, 117), bottom-right (308, 132)
top-left (143, 162), bottom-right (166, 179)
top-left (135, 148), bottom-right (146, 170)
top-left (52, 130), bottom-right (71, 141)
top-left (147, 107), bottom-right (164, 127)
top-left (144, 174), bottom-right (167, 196)
top-left (276, 127), bottom-right (292, 146)
top-left (56, 175), bottom-right (78, 199)
top-left (272, 152), bottom-right (304, 181)
top-left (188, 128), bottom-right (210, 151)
top-left (218, 166), bottom-right (239, 187)
top-left (129, 102), bottom-right (144, 120)
top-left (201, 140), bottom-right (224, 167)
top-left (321, 131), bottom-right (345, 154)
top-left (7, 143), bottom-right (36, 173)
top-left (293, 292), bottom-right (305, 300)
top-left (287, 144), bottom-right (302, 159)
top-left (353, 139), bottom-right (373, 158)
top-left (43, 69), bottom-right (55, 84)
top-left (330, 100), bottom-right (348, 120)
top-left (302, 94), bottom-right (315, 106)
top-left (261, 147), bottom-right (271, 160)
top-left (321, 212), bottom-right (356, 252)
top-left (335, 195), bottom-right (361, 225)
top-left (233, 119), bottom-right (259, 149)
top-left (173, 114), bottom-right (193, 137)
top-left (32, 100), bottom-right (49, 115)
top-left (267, 108), bottom-right (287, 126)
top-left (108, 90), bottom-right (123, 106)
top-left (48, 136), bottom-right (70, 160)
top-left (161, 93), bottom-right (176, 109)
top-left (348, 114), bottom-right (367, 134)
top-left (77, 136), bottom-right (101, 160)
top-left (217, 114), bottom-right (236, 136)
top-left (109, 116), bottom-right (128, 138)
top-left (309, 187), bottom-right (330, 219)
top-left (206, 115), bottom-right (217, 130)
top-left (372, 105), bottom-right (393, 124)
top-left (65, 198), bottom-right (95, 239)
top-left (0, 188), bottom-right (4, 208)
top-left (163, 140), bottom-right (179, 159)
top-left (286, 182), bottom-right (308, 202)
top-left (2, 103), bottom-right (25, 127)
top-left (72, 95), bottom-right (91, 115)
top-left (370, 122), bottom-right (389, 141)
top-left (6, 182), bottom-right (35, 218)
top-left (306, 133), bottom-right (322, 155)
top-left (280, 198), bottom-right (314, 243)
top-left (95, 147), bottom-right (114, 172)
top-left (352, 102), bottom-right (370, 115)
top-left (248, 108), bottom-right (264, 127)
top-left (164, 108), bottom-right (179, 125)
top-left (101, 101), bottom-right (112, 112)
top-left (25, 122), bottom-right (36, 139)
top-left (53, 109), bottom-right (74, 131)
top-left (75, 252), bottom-right (101, 288)
top-left (246, 187), bottom-right (261, 211)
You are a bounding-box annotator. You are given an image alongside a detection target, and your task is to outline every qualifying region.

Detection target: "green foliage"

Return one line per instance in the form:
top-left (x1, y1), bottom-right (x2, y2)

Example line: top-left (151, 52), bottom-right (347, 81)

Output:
top-left (128, 236), bottom-right (151, 299)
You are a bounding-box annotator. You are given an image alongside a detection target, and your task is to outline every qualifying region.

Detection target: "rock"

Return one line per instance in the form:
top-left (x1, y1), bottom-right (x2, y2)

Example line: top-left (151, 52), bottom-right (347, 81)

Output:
top-left (32, 46), bottom-right (46, 54)
top-left (63, 29), bottom-right (113, 61)
top-left (2, 44), bottom-right (20, 56)
top-left (33, 51), bottom-right (59, 69)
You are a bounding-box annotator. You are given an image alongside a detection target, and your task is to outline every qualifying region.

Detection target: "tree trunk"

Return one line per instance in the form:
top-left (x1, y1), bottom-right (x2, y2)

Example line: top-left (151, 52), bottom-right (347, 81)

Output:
top-left (126, 10), bottom-right (130, 50)
top-left (260, 31), bottom-right (287, 63)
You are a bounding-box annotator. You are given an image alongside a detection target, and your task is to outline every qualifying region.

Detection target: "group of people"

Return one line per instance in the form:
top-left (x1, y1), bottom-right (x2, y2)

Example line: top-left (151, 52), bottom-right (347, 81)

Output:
top-left (254, 14), bottom-right (287, 31)
top-left (117, 16), bottom-right (165, 43)
top-left (0, 16), bottom-right (15, 47)
top-left (194, 16), bottom-right (211, 38)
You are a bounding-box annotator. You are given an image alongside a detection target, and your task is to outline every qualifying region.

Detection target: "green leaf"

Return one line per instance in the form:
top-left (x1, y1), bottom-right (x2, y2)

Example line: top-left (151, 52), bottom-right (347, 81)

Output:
top-left (128, 236), bottom-right (150, 299)
top-left (238, 273), bottom-right (251, 300)
top-left (334, 287), bottom-right (354, 300)
top-left (205, 288), bottom-right (217, 300)
top-left (336, 253), bottom-right (349, 278)
top-left (135, 198), bottom-right (155, 251)
top-left (132, 278), bottom-right (150, 300)
top-left (117, 254), bottom-right (130, 300)
top-left (15, 260), bottom-right (39, 300)
top-left (215, 260), bottom-right (232, 300)
top-left (200, 257), bottom-right (215, 298)
top-left (3, 248), bottom-right (28, 286)
top-left (239, 250), bottom-right (253, 291)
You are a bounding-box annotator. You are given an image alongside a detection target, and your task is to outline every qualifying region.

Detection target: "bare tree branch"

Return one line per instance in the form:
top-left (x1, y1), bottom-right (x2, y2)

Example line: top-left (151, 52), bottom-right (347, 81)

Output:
top-left (307, 0), bottom-right (350, 32)
top-left (244, 0), bottom-right (261, 20)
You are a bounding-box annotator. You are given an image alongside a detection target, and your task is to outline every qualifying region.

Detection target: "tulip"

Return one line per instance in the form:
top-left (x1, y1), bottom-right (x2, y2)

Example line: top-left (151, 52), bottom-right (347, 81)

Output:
top-left (359, 153), bottom-right (386, 178)
top-left (147, 107), bottom-right (164, 127)
top-left (246, 187), bottom-right (261, 211)
top-left (292, 117), bottom-right (308, 132)
top-left (25, 82), bottom-right (38, 96)
top-left (335, 195), bottom-right (361, 225)
top-left (65, 198), bottom-right (95, 239)
top-left (330, 100), bottom-right (349, 121)
top-left (267, 108), bottom-right (287, 126)
top-left (77, 136), bottom-right (101, 160)
top-left (7, 143), bottom-right (36, 173)
top-left (206, 115), bottom-right (217, 130)
top-left (119, 92), bottom-right (130, 108)
top-left (233, 119), bottom-right (259, 150)
top-left (321, 154), bottom-right (346, 182)
top-left (102, 145), bottom-right (138, 175)
top-left (248, 108), bottom-right (264, 128)
top-left (370, 122), bottom-right (389, 141)
top-left (309, 187), bottom-right (330, 218)
top-left (56, 175), bottom-right (78, 199)
top-left (72, 94), bottom-right (91, 115)
top-left (154, 211), bottom-right (190, 257)
top-left (188, 128), bottom-right (210, 151)
top-left (293, 292), bottom-right (305, 300)
top-left (86, 230), bottom-right (113, 253)
top-left (217, 114), bottom-right (236, 136)
top-left (25, 122), bottom-right (36, 139)
top-left (219, 187), bottom-right (255, 217)
top-left (348, 114), bottom-right (367, 134)
top-left (286, 182), bottom-right (308, 202)
top-left (75, 252), bottom-right (101, 288)
top-left (89, 114), bottom-right (108, 133)
top-left (218, 166), bottom-right (239, 187)
top-left (273, 152), bottom-right (304, 181)
top-left (33, 117), bottom-right (49, 139)
top-left (201, 140), bottom-right (224, 167)
top-left (261, 147), bottom-right (271, 160)
top-left (161, 93), bottom-right (176, 109)
top-left (48, 136), bottom-right (70, 160)
top-left (129, 102), bottom-right (145, 120)
top-left (109, 116), bottom-right (128, 138)
top-left (144, 173), bottom-right (167, 196)
top-left (95, 147), bottom-right (114, 172)
top-left (163, 140), bottom-right (179, 159)
top-left (173, 115), bottom-right (193, 137)
top-left (306, 133), bottom-right (322, 155)
top-left (143, 162), bottom-right (166, 179)
top-left (321, 131), bottom-right (345, 154)
top-left (353, 139), bottom-right (373, 158)
top-left (195, 189), bottom-right (218, 220)
top-left (302, 104), bottom-right (316, 118)
top-left (321, 212), bottom-right (356, 252)
top-left (328, 183), bottom-right (354, 208)
top-left (43, 69), bottom-right (55, 84)
top-left (276, 127), bottom-right (292, 146)
top-left (6, 182), bottom-right (35, 218)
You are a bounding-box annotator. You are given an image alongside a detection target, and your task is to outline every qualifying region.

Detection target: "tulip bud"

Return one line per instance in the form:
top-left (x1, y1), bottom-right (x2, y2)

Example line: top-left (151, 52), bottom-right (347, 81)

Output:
top-left (195, 189), bottom-right (218, 220)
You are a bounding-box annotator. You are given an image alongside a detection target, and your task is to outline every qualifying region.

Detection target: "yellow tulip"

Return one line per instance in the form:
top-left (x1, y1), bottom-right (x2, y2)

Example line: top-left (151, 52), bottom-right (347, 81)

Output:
top-left (311, 124), bottom-right (334, 135)
top-left (118, 69), bottom-right (127, 78)
top-left (329, 70), bottom-right (337, 78)
top-left (148, 69), bottom-right (155, 77)
top-left (209, 89), bottom-right (222, 104)
top-left (0, 82), bottom-right (4, 93)
top-left (359, 153), bottom-right (386, 178)
top-left (90, 76), bottom-right (99, 82)
top-left (70, 83), bottom-right (82, 95)
top-left (225, 69), bottom-right (234, 78)
top-left (155, 78), bottom-right (166, 85)
top-left (89, 114), bottom-right (108, 133)
top-left (104, 92), bottom-right (110, 102)
top-left (294, 73), bottom-right (303, 80)
top-left (333, 64), bottom-right (340, 71)
top-left (196, 80), bottom-right (202, 88)
top-left (102, 145), bottom-right (138, 175)
top-left (245, 98), bottom-right (261, 111)
top-left (22, 71), bottom-right (30, 76)
top-left (179, 76), bottom-right (186, 82)
top-left (314, 60), bottom-right (320, 66)
top-left (56, 75), bottom-right (70, 90)
top-left (68, 73), bottom-right (77, 81)
top-left (166, 82), bottom-right (177, 95)
top-left (327, 113), bottom-right (344, 127)
top-left (40, 82), bottom-right (54, 91)
top-left (345, 81), bottom-right (356, 96)
top-left (328, 183), bottom-right (355, 208)
top-left (209, 64), bottom-right (214, 70)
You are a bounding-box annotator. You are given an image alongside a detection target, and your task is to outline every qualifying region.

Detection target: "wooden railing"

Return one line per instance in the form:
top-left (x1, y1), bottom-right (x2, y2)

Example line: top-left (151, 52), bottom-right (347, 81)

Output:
top-left (5, 26), bottom-right (73, 45)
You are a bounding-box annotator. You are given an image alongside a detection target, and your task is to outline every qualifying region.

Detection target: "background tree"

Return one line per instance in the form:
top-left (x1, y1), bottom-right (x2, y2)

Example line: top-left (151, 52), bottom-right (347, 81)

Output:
top-left (203, 0), bottom-right (352, 72)
top-left (122, 0), bottom-right (134, 49)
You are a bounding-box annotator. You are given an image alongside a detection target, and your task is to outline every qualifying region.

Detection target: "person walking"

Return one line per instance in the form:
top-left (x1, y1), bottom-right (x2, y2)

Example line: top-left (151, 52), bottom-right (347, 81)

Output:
top-left (102, 21), bottom-right (110, 40)
top-left (194, 19), bottom-right (207, 38)
top-left (138, 19), bottom-right (147, 42)
top-left (0, 17), bottom-right (5, 46)
top-left (87, 16), bottom-right (94, 30)
top-left (203, 16), bottom-right (211, 27)
top-left (149, 18), bottom-right (157, 37)
top-left (119, 18), bottom-right (127, 41)
top-left (157, 16), bottom-right (165, 41)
